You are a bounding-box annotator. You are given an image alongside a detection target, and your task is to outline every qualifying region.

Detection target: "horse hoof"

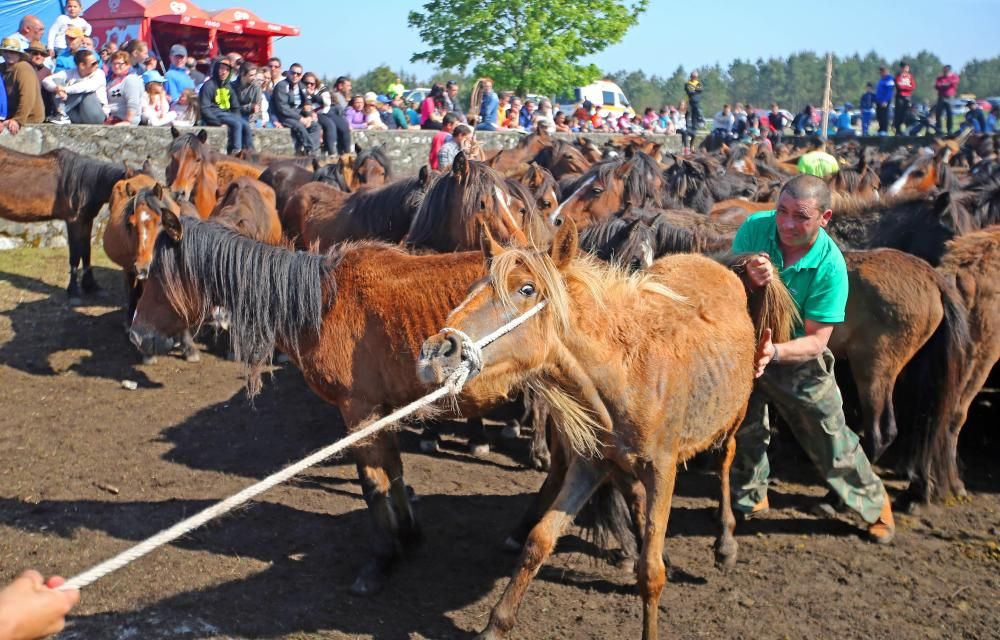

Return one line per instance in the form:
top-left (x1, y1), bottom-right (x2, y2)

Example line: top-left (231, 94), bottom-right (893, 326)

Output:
top-left (141, 355), bottom-right (158, 365)
top-left (529, 450), bottom-right (551, 471)
top-left (502, 536), bottom-right (523, 553)
top-left (500, 424), bottom-right (521, 440)
top-left (184, 351), bottom-right (201, 363)
top-left (349, 563), bottom-right (387, 597)
top-left (714, 550), bottom-right (738, 571)
top-left (469, 442), bottom-right (490, 457)
top-left (419, 439), bottom-right (440, 453)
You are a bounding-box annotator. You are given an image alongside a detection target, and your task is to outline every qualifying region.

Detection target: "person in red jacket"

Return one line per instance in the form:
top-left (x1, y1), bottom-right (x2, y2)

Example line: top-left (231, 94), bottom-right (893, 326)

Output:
top-left (933, 64), bottom-right (960, 136)
top-left (893, 61), bottom-right (916, 135)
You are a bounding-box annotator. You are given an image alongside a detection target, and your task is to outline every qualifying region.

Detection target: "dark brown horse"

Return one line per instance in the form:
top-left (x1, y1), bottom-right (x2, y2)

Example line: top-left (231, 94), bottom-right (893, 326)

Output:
top-left (259, 158), bottom-right (351, 213)
top-left (486, 127), bottom-right (553, 174)
top-left (531, 138), bottom-right (591, 181)
top-left (417, 219), bottom-right (797, 640)
top-left (352, 145), bottom-right (392, 189)
top-left (553, 154), bottom-right (665, 229)
top-left (0, 145), bottom-right (130, 303)
top-left (128, 214), bottom-right (509, 596)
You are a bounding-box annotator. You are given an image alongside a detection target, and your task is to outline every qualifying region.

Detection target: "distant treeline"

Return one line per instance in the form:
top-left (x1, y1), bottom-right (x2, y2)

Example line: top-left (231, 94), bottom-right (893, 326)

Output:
top-left (326, 51), bottom-right (1000, 115)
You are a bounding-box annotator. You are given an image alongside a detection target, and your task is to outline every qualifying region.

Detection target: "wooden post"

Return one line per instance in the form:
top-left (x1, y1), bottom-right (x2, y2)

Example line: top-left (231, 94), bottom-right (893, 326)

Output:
top-left (820, 53), bottom-right (833, 142)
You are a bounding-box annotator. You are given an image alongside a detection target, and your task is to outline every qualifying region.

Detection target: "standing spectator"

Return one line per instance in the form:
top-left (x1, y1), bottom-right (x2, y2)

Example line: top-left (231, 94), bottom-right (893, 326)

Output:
top-left (386, 75), bottom-right (405, 97)
top-left (893, 62), bottom-right (916, 135)
top-left (270, 62), bottom-right (317, 155)
top-left (199, 57), bottom-right (254, 155)
top-left (164, 44), bottom-right (194, 104)
top-left (231, 60), bottom-right (262, 128)
top-left (933, 64), bottom-right (960, 136)
top-left (443, 80), bottom-right (465, 122)
top-left (122, 39), bottom-right (148, 77)
top-left (437, 123), bottom-right (473, 170)
top-left (143, 55), bottom-right (158, 74)
top-left (169, 87), bottom-right (199, 126)
top-left (1, 38), bottom-right (44, 134)
top-left (874, 66), bottom-right (895, 136)
top-left (303, 72), bottom-right (338, 155)
top-left (476, 77), bottom-right (498, 131)
top-left (767, 103), bottom-right (787, 143)
top-left (186, 57), bottom-right (205, 85)
top-left (52, 26), bottom-right (84, 72)
top-left (97, 44), bottom-right (113, 77)
top-left (104, 51), bottom-right (143, 125)
top-left (428, 112), bottom-right (458, 170)
top-left (733, 102), bottom-right (748, 138)
top-left (43, 48), bottom-right (107, 124)
top-left (344, 94), bottom-right (366, 129)
top-left (25, 40), bottom-right (52, 118)
top-left (141, 69), bottom-right (175, 126)
top-left (420, 83), bottom-right (445, 130)
top-left (7, 15), bottom-right (45, 52)
top-left (47, 0), bottom-right (90, 58)
top-left (684, 70), bottom-right (703, 129)
top-left (859, 83), bottom-right (876, 136)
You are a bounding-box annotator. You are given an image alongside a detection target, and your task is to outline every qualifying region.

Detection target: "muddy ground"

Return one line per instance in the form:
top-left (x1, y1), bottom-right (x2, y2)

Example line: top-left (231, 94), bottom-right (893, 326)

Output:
top-left (1, 248), bottom-right (998, 640)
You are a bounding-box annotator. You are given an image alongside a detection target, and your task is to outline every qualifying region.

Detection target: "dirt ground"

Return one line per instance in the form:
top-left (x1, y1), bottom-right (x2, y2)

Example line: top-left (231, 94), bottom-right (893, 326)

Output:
top-left (1, 248), bottom-right (998, 640)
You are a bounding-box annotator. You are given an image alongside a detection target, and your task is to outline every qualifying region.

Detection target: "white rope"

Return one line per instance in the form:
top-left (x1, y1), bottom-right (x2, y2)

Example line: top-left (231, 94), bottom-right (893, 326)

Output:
top-left (58, 299), bottom-right (547, 592)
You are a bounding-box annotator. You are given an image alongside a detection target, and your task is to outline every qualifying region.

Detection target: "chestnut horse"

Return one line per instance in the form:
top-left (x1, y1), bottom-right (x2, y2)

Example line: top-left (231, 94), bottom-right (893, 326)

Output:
top-left (530, 139), bottom-right (591, 181)
top-left (418, 219), bottom-right (797, 640)
top-left (166, 127), bottom-right (218, 218)
top-left (209, 177), bottom-right (282, 246)
top-left (129, 214), bottom-right (533, 595)
top-left (259, 158), bottom-right (351, 213)
top-left (0, 146), bottom-right (130, 303)
top-left (515, 163), bottom-right (560, 221)
top-left (486, 127), bottom-right (553, 174)
top-left (553, 154), bottom-right (666, 229)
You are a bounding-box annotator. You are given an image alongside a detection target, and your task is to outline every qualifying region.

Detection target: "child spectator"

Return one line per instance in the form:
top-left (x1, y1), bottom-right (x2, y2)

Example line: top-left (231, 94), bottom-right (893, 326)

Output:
top-left (169, 87), bottom-right (199, 126)
top-left (141, 70), bottom-right (175, 126)
top-left (47, 0), bottom-right (90, 58)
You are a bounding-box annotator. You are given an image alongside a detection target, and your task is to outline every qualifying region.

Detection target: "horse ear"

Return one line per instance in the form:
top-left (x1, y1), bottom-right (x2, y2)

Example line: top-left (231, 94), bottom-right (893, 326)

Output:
top-left (152, 183), bottom-right (164, 200)
top-left (122, 161), bottom-right (135, 178)
top-left (549, 215), bottom-right (578, 269)
top-left (354, 143), bottom-right (362, 154)
top-left (162, 207), bottom-right (183, 242)
top-left (614, 158), bottom-right (635, 178)
top-left (312, 157), bottom-right (321, 172)
top-left (452, 151), bottom-right (469, 180)
top-left (125, 182), bottom-right (137, 198)
top-left (170, 125), bottom-right (181, 139)
top-left (142, 158), bottom-right (153, 175)
top-left (479, 219), bottom-right (504, 263)
top-left (197, 129), bottom-right (208, 144)
top-left (418, 164), bottom-right (432, 187)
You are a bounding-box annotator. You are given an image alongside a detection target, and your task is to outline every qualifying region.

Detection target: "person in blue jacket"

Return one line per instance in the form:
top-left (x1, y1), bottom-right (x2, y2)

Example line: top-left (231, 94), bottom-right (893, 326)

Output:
top-left (476, 77), bottom-right (499, 131)
top-left (859, 83), bottom-right (876, 135)
top-left (875, 67), bottom-right (894, 136)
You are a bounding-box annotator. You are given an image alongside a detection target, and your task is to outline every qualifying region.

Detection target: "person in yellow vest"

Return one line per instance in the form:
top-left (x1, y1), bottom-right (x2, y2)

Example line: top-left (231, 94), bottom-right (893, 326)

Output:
top-left (386, 76), bottom-right (404, 97)
top-left (796, 137), bottom-right (840, 178)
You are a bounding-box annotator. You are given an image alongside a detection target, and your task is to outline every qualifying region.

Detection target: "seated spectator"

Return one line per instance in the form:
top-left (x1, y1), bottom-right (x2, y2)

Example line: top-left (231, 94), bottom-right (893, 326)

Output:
top-left (199, 57), bottom-right (254, 154)
top-left (25, 40), bottom-right (52, 117)
top-left (141, 69), bottom-right (175, 126)
top-left (420, 83), bottom-right (445, 130)
top-left (231, 60), bottom-right (261, 127)
top-left (143, 55), bottom-right (158, 73)
top-left (835, 103), bottom-right (857, 138)
top-left (376, 94), bottom-right (396, 129)
top-left (475, 77), bottom-right (499, 132)
top-left (437, 123), bottom-right (473, 170)
top-left (553, 110), bottom-right (571, 133)
top-left (502, 104), bottom-right (521, 130)
top-left (121, 39), bottom-right (147, 76)
top-left (52, 26), bottom-right (84, 72)
top-left (170, 87), bottom-right (199, 126)
top-left (567, 115), bottom-right (581, 132)
top-left (186, 57), bottom-right (205, 85)
top-left (406, 100), bottom-right (420, 126)
top-left (164, 44), bottom-right (194, 104)
top-left (388, 93), bottom-right (409, 130)
top-left (299, 101), bottom-right (323, 148)
top-left (363, 92), bottom-right (386, 130)
top-left (1, 38), bottom-right (45, 134)
top-left (792, 105), bottom-right (815, 136)
top-left (712, 103), bottom-right (736, 142)
top-left (7, 15), bottom-right (45, 53)
top-left (573, 100), bottom-right (591, 123)
top-left (98, 43), bottom-right (112, 76)
top-left (105, 51), bottom-right (142, 125)
top-left (519, 100), bottom-right (536, 129)
top-left (269, 62), bottom-right (318, 155)
top-left (344, 94), bottom-right (366, 129)
top-left (43, 48), bottom-right (107, 124)
top-left (428, 112), bottom-right (458, 170)
top-left (304, 71), bottom-right (344, 154)
top-left (532, 99), bottom-right (555, 134)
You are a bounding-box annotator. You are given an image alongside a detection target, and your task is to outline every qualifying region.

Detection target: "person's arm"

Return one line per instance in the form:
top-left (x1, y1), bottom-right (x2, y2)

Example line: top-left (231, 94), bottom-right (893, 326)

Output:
top-left (122, 75), bottom-right (143, 124)
top-left (47, 16), bottom-right (66, 54)
top-left (63, 70), bottom-right (104, 95)
top-left (0, 571), bottom-right (79, 640)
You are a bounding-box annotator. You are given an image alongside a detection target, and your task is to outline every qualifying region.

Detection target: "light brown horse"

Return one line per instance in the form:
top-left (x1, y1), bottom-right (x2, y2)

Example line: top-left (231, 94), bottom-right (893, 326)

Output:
top-left (0, 146), bottom-right (131, 302)
top-left (516, 163), bottom-right (560, 221)
top-left (531, 139), bottom-right (592, 181)
top-left (417, 219), bottom-right (797, 640)
top-left (352, 145), bottom-right (392, 189)
top-left (486, 127), bottom-right (553, 174)
top-left (933, 227), bottom-right (1000, 500)
top-left (214, 157), bottom-right (265, 197)
top-left (166, 127), bottom-right (218, 218)
top-left (209, 177), bottom-right (282, 246)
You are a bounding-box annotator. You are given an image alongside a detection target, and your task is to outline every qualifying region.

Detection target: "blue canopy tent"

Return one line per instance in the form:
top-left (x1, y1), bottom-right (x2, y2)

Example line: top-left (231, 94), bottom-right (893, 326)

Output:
top-left (0, 0), bottom-right (66, 43)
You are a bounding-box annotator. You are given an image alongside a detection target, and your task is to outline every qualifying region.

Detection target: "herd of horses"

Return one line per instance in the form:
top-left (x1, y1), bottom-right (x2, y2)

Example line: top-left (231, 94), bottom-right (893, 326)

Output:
top-left (0, 124), bottom-right (998, 639)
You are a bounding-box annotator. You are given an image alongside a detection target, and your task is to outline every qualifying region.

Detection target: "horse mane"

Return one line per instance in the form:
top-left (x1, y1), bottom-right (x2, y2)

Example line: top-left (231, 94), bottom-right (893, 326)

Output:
top-left (356, 145), bottom-right (393, 181)
top-left (313, 163), bottom-right (351, 192)
top-left (337, 175), bottom-right (428, 241)
top-left (718, 252), bottom-right (801, 344)
top-left (577, 217), bottom-right (651, 265)
top-left (152, 217), bottom-right (336, 397)
top-left (56, 149), bottom-right (129, 215)
top-left (406, 160), bottom-right (506, 248)
top-left (574, 154), bottom-right (665, 208)
top-left (830, 165), bottom-right (880, 194)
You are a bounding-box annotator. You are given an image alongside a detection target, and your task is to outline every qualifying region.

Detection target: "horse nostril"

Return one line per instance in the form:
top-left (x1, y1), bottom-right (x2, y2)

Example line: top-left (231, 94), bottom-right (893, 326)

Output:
top-left (553, 217), bottom-right (563, 227)
top-left (442, 334), bottom-right (460, 358)
top-left (135, 267), bottom-right (149, 280)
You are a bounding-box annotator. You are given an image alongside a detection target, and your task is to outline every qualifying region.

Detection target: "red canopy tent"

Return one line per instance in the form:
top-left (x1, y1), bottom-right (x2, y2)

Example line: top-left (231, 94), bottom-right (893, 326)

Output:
top-left (85, 0), bottom-right (297, 68)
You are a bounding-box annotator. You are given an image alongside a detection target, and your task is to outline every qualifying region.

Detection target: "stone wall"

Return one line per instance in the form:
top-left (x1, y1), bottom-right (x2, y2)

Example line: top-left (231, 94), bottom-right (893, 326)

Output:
top-left (0, 124), bottom-right (932, 248)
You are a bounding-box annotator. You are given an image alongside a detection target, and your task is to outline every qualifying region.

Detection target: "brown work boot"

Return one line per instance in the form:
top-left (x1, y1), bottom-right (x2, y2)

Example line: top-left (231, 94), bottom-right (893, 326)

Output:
top-left (736, 495), bottom-right (769, 522)
top-left (867, 492), bottom-right (896, 545)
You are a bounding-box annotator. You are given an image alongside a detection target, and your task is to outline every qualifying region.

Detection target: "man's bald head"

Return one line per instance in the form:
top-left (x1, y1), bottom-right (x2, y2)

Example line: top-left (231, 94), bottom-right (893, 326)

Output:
top-left (19, 15), bottom-right (44, 38)
top-left (778, 174), bottom-right (831, 213)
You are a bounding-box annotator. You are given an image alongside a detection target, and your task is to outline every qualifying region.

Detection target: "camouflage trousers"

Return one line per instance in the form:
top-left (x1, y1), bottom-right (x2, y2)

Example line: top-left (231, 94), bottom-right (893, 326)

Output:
top-left (730, 348), bottom-right (886, 524)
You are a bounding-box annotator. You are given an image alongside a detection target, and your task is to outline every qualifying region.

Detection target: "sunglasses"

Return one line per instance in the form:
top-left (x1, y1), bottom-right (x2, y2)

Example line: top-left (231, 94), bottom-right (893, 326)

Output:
top-left (290, 70), bottom-right (302, 76)
top-left (304, 82), bottom-right (316, 86)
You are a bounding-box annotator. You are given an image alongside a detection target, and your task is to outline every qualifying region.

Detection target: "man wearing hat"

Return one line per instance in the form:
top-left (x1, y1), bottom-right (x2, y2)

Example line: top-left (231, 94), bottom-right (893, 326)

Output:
top-left (53, 26), bottom-right (84, 73)
top-left (164, 43), bottom-right (194, 105)
top-left (25, 40), bottom-right (53, 117)
top-left (1, 38), bottom-right (45, 134)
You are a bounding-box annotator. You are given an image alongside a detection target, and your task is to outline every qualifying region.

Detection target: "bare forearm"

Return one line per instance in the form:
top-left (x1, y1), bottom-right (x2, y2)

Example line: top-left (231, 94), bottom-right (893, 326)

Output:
top-left (773, 334), bottom-right (828, 364)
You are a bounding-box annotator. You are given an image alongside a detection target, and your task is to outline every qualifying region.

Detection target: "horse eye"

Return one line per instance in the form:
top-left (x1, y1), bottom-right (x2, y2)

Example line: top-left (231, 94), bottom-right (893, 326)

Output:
top-left (591, 187), bottom-right (604, 195)
top-left (518, 283), bottom-right (536, 297)
top-left (480, 199), bottom-right (487, 210)
top-left (542, 200), bottom-right (552, 208)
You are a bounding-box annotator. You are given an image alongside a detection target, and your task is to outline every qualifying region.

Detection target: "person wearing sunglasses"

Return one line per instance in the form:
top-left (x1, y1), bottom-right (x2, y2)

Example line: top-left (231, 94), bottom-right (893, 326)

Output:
top-left (42, 49), bottom-right (107, 124)
top-left (270, 62), bottom-right (318, 155)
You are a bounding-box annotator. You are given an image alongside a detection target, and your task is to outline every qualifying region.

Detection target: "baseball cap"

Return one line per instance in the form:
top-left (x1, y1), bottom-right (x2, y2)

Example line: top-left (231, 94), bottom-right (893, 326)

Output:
top-left (64, 26), bottom-right (84, 40)
top-left (142, 70), bottom-right (166, 84)
top-left (170, 44), bottom-right (187, 58)
top-left (376, 94), bottom-right (391, 104)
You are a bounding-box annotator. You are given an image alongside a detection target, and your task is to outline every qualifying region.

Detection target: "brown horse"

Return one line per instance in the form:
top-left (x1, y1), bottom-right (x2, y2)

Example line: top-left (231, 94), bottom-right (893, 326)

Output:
top-left (259, 158), bottom-right (351, 213)
top-left (417, 219), bottom-right (796, 640)
top-left (166, 127), bottom-right (218, 218)
top-left (404, 152), bottom-right (532, 252)
top-left (352, 145), bottom-right (392, 189)
top-left (515, 164), bottom-right (560, 222)
top-left (129, 214), bottom-right (516, 596)
top-left (0, 145), bottom-right (132, 303)
top-left (933, 227), bottom-right (1000, 500)
top-left (553, 154), bottom-right (665, 229)
top-left (214, 157), bottom-right (265, 197)
top-left (209, 177), bottom-right (282, 246)
top-left (531, 139), bottom-right (592, 181)
top-left (486, 127), bottom-right (553, 174)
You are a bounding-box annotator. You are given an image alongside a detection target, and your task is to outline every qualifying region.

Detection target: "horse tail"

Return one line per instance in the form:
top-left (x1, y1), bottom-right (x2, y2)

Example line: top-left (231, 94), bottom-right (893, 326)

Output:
top-left (900, 272), bottom-right (971, 506)
top-left (575, 482), bottom-right (639, 566)
top-left (720, 252), bottom-right (801, 344)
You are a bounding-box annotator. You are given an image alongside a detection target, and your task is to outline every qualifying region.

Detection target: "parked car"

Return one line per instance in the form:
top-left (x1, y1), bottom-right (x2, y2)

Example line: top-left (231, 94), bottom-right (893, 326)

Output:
top-left (401, 87), bottom-right (431, 105)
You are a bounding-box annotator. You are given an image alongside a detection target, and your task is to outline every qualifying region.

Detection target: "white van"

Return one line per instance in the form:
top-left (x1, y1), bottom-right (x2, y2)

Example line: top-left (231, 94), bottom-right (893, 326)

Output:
top-left (561, 80), bottom-right (634, 118)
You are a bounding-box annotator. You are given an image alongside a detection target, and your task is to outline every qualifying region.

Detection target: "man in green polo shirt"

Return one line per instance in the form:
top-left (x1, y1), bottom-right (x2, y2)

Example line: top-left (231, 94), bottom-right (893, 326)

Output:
top-left (731, 174), bottom-right (895, 544)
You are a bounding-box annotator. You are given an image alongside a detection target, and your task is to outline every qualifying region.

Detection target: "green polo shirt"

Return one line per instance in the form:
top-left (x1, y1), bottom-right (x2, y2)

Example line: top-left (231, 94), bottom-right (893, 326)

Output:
top-left (732, 210), bottom-right (848, 338)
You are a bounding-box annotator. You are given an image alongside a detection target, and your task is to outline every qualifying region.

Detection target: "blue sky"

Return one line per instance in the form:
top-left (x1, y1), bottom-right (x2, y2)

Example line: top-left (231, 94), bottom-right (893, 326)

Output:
top-left (88, 0), bottom-right (999, 80)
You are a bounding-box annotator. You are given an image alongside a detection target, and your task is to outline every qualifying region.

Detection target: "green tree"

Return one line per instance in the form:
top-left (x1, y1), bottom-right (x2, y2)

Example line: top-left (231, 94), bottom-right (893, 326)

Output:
top-left (962, 57), bottom-right (1000, 98)
top-left (354, 64), bottom-right (401, 95)
top-left (407, 0), bottom-right (648, 97)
